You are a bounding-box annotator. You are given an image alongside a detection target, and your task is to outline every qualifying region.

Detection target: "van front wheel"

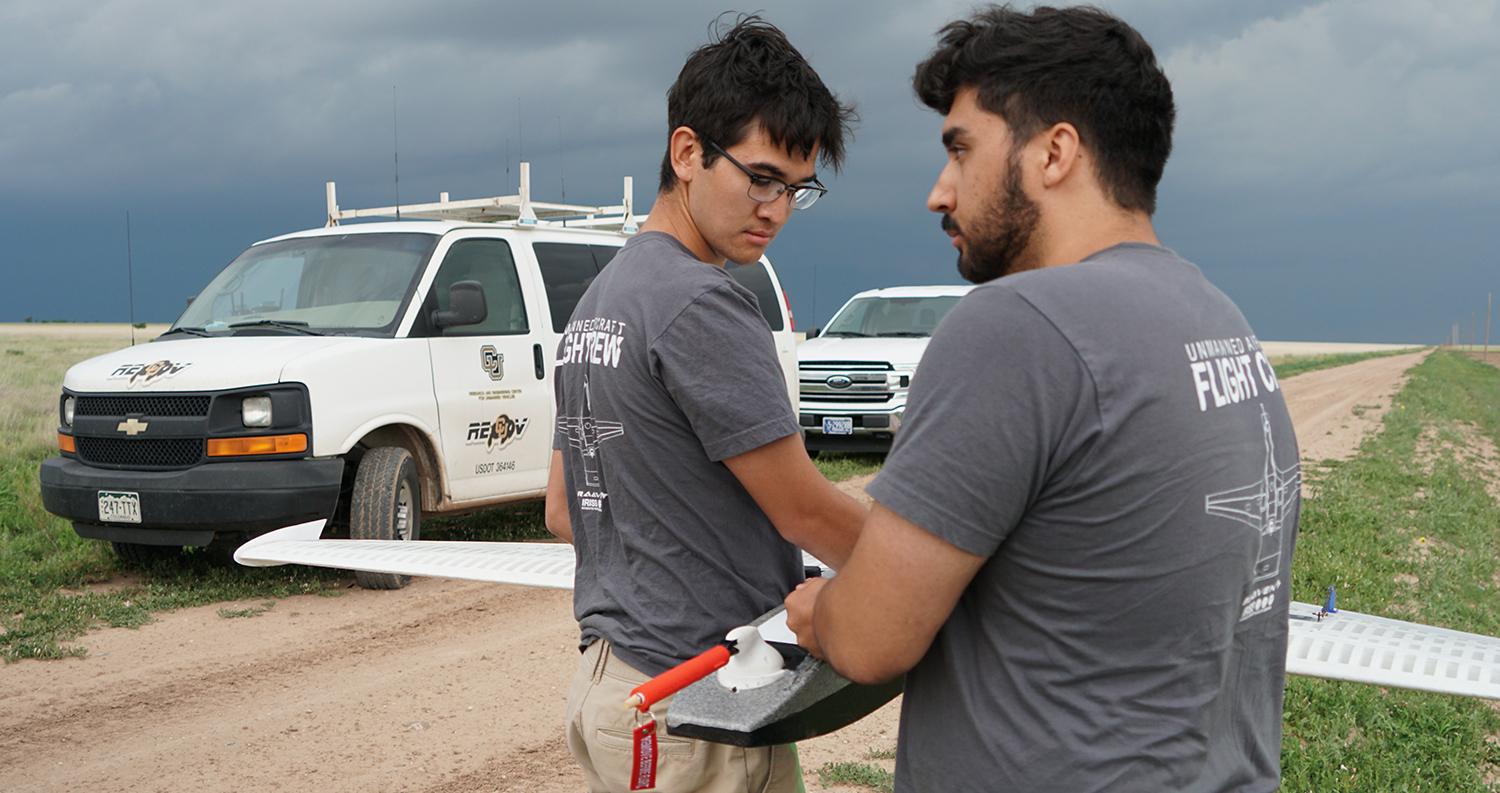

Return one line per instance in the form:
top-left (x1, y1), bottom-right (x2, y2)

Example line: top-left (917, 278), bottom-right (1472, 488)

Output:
top-left (350, 446), bottom-right (420, 590)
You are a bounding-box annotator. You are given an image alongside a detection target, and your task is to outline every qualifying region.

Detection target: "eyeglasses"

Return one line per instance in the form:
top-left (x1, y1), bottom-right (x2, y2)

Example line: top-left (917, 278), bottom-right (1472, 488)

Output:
top-left (703, 139), bottom-right (827, 210)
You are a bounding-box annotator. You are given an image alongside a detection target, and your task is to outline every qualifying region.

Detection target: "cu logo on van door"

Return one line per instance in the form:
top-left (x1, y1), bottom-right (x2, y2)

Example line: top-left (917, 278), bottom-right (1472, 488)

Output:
top-left (480, 345), bottom-right (504, 381)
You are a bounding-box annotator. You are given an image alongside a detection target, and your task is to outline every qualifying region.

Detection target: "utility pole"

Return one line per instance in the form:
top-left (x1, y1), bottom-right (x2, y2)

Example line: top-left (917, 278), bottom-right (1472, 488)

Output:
top-left (1486, 292), bottom-right (1492, 362)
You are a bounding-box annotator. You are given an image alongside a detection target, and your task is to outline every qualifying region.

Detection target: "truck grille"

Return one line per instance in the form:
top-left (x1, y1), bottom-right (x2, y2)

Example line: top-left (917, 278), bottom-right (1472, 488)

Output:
top-left (799, 360), bottom-right (896, 405)
top-left (76, 395), bottom-right (211, 417)
top-left (76, 437), bottom-right (205, 469)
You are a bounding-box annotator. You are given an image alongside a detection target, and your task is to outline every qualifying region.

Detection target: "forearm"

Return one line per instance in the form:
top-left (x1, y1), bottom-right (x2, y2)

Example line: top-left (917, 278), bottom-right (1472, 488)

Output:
top-left (799, 504), bottom-right (986, 684)
top-left (812, 571), bottom-right (918, 684)
top-left (544, 449), bottom-right (573, 544)
top-left (780, 483), bottom-right (865, 568)
top-left (545, 499), bottom-right (573, 544)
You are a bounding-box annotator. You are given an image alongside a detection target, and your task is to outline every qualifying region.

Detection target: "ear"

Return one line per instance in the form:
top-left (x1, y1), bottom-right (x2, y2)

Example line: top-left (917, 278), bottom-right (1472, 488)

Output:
top-left (668, 126), bottom-right (701, 185)
top-left (1038, 122), bottom-right (1082, 189)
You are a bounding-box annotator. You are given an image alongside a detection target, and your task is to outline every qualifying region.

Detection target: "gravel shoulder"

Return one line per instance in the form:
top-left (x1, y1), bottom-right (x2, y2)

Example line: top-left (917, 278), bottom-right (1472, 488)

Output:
top-left (0, 351), bottom-right (1428, 792)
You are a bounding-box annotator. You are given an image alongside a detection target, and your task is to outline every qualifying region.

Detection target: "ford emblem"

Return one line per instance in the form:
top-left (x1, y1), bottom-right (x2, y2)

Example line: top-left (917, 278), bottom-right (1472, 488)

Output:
top-left (826, 375), bottom-right (853, 389)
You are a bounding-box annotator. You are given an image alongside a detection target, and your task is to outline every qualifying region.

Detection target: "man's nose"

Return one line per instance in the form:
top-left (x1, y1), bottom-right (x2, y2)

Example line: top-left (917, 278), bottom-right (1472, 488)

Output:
top-left (757, 193), bottom-right (794, 227)
top-left (927, 163), bottom-right (956, 215)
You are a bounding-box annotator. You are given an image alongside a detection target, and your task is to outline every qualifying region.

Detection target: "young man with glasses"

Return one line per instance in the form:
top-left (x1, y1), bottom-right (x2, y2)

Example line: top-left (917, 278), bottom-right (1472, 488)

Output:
top-left (786, 6), bottom-right (1297, 792)
top-left (544, 15), bottom-right (863, 793)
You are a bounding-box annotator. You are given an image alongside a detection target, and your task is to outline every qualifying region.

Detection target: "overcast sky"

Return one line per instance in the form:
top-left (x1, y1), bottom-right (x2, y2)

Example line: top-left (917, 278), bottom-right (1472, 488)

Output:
top-left (3, 0), bottom-right (1497, 342)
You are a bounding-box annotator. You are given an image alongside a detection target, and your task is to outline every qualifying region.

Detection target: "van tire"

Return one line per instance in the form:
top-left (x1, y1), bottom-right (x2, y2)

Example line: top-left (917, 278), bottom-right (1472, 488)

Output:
top-left (111, 541), bottom-right (183, 567)
top-left (350, 446), bottom-right (420, 590)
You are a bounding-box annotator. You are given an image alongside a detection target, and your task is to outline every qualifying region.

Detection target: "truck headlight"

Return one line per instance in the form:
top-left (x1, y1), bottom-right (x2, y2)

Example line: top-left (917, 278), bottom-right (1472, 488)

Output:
top-left (63, 396), bottom-right (75, 426)
top-left (242, 396), bottom-right (273, 428)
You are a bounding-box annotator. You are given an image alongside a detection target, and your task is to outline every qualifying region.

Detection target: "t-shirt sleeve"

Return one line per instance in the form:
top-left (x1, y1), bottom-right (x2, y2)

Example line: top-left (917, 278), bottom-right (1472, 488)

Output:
top-left (651, 282), bottom-right (799, 461)
top-left (866, 286), bottom-right (1099, 558)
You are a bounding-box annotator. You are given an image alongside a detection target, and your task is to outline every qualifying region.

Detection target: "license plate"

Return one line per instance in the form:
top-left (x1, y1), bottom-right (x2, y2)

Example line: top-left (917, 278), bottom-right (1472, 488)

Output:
top-left (822, 417), bottom-right (854, 435)
top-left (98, 491), bottom-right (142, 524)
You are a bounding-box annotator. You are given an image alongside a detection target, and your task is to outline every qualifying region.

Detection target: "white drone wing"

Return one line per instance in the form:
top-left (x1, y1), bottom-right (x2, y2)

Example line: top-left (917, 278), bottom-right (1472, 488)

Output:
top-left (235, 520), bottom-right (579, 588)
top-left (237, 522), bottom-right (1500, 699)
top-left (235, 520), bottom-right (830, 596)
top-left (1285, 600), bottom-right (1500, 699)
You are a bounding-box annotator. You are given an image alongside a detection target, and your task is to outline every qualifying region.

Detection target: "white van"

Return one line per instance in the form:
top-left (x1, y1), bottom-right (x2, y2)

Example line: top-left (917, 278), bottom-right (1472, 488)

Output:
top-left (797, 284), bottom-right (973, 454)
top-left (38, 168), bottom-right (798, 587)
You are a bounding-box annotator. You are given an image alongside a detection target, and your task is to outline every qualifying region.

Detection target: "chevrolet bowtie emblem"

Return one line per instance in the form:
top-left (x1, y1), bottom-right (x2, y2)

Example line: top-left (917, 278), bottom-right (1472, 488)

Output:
top-left (117, 418), bottom-right (150, 436)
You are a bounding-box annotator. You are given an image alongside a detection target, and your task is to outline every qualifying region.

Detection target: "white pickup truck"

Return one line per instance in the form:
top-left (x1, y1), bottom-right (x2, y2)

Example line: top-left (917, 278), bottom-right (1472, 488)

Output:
top-left (797, 284), bottom-right (972, 454)
top-left (39, 167), bottom-right (799, 587)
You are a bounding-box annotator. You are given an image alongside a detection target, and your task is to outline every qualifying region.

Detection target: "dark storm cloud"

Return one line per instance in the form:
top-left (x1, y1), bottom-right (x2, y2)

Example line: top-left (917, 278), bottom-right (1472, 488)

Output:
top-left (1, 0), bottom-right (1497, 343)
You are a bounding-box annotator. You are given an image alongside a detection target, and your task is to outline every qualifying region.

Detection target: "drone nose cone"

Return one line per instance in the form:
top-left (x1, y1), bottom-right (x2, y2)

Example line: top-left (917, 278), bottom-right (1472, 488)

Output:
top-left (717, 626), bottom-right (789, 691)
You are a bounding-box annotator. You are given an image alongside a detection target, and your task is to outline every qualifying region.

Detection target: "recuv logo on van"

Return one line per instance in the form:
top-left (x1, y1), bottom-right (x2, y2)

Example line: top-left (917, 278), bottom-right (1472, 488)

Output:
top-left (108, 360), bottom-right (192, 387)
top-left (466, 415), bottom-right (530, 451)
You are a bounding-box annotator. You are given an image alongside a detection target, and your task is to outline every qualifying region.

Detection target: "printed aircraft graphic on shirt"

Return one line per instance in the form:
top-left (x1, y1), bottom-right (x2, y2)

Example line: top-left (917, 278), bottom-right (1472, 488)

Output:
top-left (1205, 405), bottom-right (1301, 584)
top-left (236, 514), bottom-right (1500, 748)
top-left (556, 379), bottom-right (625, 487)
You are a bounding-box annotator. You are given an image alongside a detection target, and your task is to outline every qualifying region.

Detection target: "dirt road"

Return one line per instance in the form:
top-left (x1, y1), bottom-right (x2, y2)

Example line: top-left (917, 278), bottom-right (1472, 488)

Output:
top-left (0, 351), bottom-right (1427, 792)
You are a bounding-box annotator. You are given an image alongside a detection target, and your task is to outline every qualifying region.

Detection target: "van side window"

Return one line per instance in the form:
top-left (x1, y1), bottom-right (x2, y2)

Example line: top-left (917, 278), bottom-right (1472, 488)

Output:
top-left (535, 243), bottom-right (603, 333)
top-left (427, 239), bottom-right (529, 336)
top-left (725, 261), bottom-right (785, 332)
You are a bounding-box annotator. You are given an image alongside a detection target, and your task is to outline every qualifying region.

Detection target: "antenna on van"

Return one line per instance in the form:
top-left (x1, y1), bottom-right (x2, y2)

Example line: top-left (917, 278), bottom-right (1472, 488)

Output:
top-left (125, 210), bottom-right (137, 346)
top-left (392, 85), bottom-right (401, 220)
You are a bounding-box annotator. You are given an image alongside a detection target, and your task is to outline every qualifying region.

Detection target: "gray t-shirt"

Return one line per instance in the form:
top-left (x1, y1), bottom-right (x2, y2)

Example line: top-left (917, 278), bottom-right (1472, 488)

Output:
top-left (552, 231), bottom-right (802, 677)
top-left (869, 243), bottom-right (1299, 793)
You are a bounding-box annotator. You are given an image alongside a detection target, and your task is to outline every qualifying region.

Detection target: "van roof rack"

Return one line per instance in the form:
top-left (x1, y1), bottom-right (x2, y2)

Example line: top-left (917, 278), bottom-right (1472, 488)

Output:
top-left (325, 162), bottom-right (642, 233)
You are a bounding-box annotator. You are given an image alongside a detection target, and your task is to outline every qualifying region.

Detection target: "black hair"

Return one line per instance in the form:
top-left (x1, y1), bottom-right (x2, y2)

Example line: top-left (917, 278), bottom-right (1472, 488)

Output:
top-left (913, 5), bottom-right (1174, 214)
top-left (658, 13), bottom-right (856, 192)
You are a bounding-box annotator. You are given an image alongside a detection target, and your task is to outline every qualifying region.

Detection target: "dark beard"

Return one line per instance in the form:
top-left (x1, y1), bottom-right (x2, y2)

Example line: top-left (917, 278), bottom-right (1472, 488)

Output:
top-left (946, 152), bottom-right (1041, 284)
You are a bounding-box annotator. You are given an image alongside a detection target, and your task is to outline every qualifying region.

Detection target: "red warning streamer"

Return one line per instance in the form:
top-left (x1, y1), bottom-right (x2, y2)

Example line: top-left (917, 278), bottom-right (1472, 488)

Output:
top-left (626, 644), bottom-right (733, 711)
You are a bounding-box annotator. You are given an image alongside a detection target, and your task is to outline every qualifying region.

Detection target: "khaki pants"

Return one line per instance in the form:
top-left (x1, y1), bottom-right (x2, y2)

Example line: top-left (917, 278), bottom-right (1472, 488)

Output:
top-left (565, 639), bottom-right (803, 793)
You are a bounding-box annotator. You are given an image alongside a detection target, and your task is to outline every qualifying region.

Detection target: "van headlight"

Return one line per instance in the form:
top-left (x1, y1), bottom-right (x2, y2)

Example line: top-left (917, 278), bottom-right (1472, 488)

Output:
top-left (242, 396), bottom-right (273, 428)
top-left (63, 396), bottom-right (75, 426)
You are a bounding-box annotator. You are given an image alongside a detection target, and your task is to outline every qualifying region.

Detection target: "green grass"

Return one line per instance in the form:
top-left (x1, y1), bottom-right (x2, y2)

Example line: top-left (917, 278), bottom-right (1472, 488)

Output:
top-left (813, 452), bottom-right (885, 483)
top-left (1280, 351), bottom-right (1500, 790)
top-left (1272, 347), bottom-right (1427, 380)
top-left (816, 761), bottom-right (894, 792)
top-left (217, 601), bottom-right (276, 619)
top-left (0, 331), bottom-right (552, 661)
top-left (425, 502), bottom-right (551, 542)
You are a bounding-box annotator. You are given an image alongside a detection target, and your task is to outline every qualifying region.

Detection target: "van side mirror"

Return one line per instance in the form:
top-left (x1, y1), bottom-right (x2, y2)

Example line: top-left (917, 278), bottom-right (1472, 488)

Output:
top-left (805, 327), bottom-right (820, 339)
top-left (432, 280), bottom-right (488, 329)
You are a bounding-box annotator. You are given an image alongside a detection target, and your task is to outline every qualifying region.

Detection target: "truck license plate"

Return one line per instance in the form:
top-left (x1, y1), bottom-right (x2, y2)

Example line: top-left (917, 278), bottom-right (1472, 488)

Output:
top-left (822, 417), bottom-right (854, 435)
top-left (98, 491), bottom-right (142, 524)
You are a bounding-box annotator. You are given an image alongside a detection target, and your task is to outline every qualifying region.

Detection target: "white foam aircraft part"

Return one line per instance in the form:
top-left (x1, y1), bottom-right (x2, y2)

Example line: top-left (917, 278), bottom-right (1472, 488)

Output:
top-left (237, 520), bottom-right (1500, 700)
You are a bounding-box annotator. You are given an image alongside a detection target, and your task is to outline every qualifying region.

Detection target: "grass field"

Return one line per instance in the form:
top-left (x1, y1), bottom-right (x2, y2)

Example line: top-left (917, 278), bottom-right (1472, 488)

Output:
top-left (6, 334), bottom-right (1499, 788)
top-left (1279, 351), bottom-right (1500, 790)
top-left (0, 333), bottom-right (881, 660)
top-left (0, 332), bottom-right (347, 661)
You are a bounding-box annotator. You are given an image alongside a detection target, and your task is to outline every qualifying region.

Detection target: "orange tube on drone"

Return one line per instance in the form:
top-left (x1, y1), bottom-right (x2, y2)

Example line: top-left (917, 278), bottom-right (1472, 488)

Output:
top-left (626, 644), bottom-right (733, 711)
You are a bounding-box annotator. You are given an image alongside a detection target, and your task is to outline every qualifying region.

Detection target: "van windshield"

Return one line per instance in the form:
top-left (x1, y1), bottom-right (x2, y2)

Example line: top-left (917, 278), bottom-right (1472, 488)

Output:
top-left (171, 233), bottom-right (437, 337)
top-left (822, 295), bottom-right (962, 338)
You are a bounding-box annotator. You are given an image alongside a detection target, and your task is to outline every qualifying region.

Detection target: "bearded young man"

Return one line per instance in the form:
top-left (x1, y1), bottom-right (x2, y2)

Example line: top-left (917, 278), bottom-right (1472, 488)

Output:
top-left (544, 15), bottom-right (864, 793)
top-left (785, 6), bottom-right (1299, 792)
